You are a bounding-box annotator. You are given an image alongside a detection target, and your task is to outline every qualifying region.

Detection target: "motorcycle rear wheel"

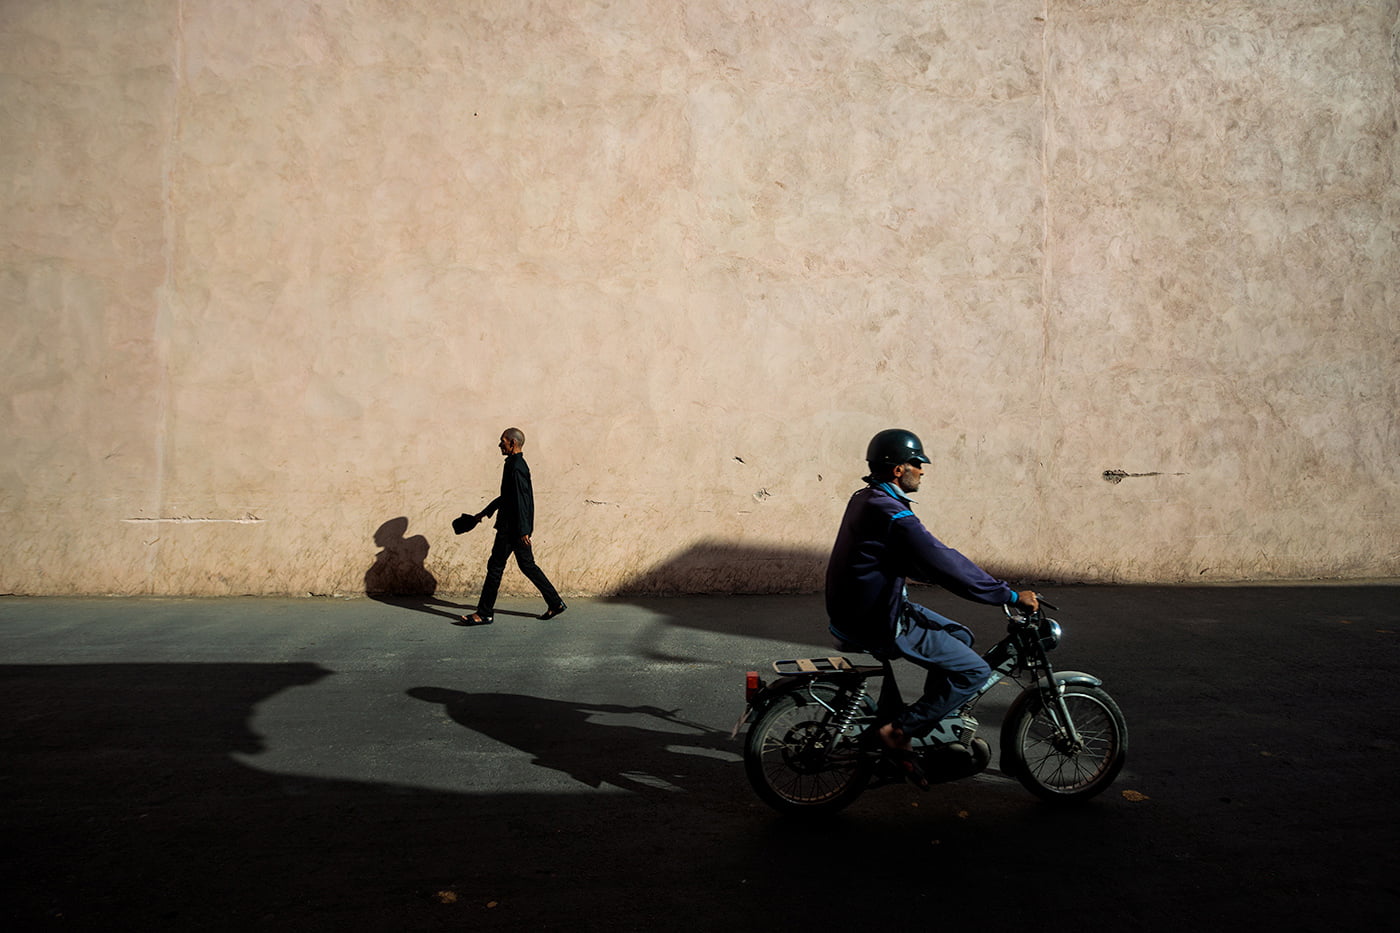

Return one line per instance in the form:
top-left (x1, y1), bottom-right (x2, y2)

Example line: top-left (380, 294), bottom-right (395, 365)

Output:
top-left (1001, 684), bottom-right (1127, 803)
top-left (744, 683), bottom-right (873, 815)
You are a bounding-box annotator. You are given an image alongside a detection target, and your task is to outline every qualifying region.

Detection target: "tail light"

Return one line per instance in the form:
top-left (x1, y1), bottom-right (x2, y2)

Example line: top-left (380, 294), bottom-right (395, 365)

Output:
top-left (745, 671), bottom-right (763, 702)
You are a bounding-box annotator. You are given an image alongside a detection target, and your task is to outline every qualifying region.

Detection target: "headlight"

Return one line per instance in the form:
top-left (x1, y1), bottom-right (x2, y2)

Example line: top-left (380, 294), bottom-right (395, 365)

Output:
top-left (1038, 618), bottom-right (1062, 651)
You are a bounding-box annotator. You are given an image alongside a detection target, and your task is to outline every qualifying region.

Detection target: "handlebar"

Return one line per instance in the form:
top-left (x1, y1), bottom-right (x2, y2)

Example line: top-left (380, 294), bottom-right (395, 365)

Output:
top-left (1005, 597), bottom-right (1058, 624)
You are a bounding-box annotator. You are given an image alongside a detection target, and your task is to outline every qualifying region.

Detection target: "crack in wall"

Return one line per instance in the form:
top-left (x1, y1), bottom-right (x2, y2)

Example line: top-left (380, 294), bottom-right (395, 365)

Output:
top-left (1102, 470), bottom-right (1188, 484)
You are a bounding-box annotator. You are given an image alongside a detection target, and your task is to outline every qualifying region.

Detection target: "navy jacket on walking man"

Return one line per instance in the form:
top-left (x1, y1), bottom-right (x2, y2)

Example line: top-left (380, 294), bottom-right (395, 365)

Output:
top-left (460, 427), bottom-right (567, 625)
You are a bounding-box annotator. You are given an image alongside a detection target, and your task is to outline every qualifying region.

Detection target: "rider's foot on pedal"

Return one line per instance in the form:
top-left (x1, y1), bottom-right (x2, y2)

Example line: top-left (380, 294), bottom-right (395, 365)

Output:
top-left (878, 721), bottom-right (912, 752)
top-left (877, 723), bottom-right (929, 789)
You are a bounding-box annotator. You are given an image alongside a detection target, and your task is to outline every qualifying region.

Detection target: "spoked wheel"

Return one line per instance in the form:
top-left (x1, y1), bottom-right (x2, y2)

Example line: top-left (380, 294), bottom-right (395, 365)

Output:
top-left (1001, 684), bottom-right (1127, 803)
top-left (744, 683), bottom-right (873, 815)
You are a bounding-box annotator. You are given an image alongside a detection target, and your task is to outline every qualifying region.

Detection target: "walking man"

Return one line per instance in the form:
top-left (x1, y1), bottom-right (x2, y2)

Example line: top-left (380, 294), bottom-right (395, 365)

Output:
top-left (460, 427), bottom-right (567, 625)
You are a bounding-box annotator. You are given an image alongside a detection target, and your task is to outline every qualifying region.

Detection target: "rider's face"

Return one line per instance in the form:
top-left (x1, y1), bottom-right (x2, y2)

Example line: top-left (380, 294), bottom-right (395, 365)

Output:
top-left (895, 460), bottom-right (924, 493)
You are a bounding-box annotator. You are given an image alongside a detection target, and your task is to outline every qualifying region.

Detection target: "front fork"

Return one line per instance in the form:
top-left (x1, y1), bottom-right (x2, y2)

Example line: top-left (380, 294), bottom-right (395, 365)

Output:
top-left (1043, 680), bottom-right (1085, 752)
top-left (988, 641), bottom-right (1086, 752)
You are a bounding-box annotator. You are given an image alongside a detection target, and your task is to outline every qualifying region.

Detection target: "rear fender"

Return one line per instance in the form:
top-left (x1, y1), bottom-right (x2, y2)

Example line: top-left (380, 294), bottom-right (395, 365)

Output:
top-left (749, 672), bottom-right (851, 713)
top-left (732, 673), bottom-right (828, 739)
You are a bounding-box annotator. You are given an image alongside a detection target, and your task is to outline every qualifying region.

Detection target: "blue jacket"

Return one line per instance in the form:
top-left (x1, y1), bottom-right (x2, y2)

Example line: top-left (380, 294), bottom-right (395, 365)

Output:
top-left (825, 482), bottom-right (1014, 651)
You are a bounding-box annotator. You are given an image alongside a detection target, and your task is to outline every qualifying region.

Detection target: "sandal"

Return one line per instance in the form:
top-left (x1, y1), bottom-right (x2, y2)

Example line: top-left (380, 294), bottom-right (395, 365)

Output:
top-left (455, 612), bottom-right (493, 626)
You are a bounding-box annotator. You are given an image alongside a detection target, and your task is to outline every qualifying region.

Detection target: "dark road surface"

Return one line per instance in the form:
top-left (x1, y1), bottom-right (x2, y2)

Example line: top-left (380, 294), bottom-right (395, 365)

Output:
top-left (3, 585), bottom-right (1398, 931)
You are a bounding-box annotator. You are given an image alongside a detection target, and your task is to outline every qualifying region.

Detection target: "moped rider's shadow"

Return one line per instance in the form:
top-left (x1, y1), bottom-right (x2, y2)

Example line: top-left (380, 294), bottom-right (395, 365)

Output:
top-left (406, 687), bottom-right (740, 795)
top-left (365, 517), bottom-right (471, 620)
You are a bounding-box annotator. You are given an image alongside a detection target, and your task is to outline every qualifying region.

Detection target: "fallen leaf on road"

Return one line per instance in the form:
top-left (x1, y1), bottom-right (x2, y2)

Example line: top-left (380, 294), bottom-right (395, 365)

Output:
top-left (1121, 789), bottom-right (1150, 802)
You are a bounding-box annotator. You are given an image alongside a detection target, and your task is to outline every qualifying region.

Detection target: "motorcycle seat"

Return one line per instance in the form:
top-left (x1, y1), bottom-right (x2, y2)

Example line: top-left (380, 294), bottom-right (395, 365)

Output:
top-left (833, 638), bottom-right (892, 662)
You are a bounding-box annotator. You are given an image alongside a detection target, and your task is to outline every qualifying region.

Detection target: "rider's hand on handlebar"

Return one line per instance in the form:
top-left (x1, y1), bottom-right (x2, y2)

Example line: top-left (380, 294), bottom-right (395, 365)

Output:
top-left (1015, 590), bottom-right (1041, 612)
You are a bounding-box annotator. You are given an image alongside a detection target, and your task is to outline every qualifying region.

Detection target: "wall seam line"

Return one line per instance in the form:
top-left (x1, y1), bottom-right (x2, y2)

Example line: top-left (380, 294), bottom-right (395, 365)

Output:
top-left (150, 0), bottom-right (187, 592)
top-left (1035, 0), bottom-right (1053, 574)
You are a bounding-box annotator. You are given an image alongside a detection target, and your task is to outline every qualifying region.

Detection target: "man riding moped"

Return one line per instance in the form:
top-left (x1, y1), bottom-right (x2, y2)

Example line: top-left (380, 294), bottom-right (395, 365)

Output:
top-left (825, 429), bottom-right (1041, 771)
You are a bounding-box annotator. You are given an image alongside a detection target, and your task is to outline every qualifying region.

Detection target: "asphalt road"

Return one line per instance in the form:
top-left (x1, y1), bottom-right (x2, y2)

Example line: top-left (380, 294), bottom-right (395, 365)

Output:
top-left (3, 585), bottom-right (1398, 931)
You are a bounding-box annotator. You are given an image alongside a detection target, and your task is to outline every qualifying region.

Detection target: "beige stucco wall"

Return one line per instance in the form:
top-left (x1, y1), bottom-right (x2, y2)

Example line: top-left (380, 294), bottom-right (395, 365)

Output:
top-left (2, 1), bottom-right (1397, 597)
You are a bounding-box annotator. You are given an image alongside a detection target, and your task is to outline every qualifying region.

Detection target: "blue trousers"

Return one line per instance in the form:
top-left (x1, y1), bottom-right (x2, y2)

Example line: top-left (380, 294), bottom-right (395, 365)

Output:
top-left (892, 603), bottom-right (991, 737)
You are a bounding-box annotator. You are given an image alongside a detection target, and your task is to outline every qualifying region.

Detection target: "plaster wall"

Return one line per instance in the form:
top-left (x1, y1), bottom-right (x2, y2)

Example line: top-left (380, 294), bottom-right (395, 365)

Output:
top-left (2, 0), bottom-right (1397, 597)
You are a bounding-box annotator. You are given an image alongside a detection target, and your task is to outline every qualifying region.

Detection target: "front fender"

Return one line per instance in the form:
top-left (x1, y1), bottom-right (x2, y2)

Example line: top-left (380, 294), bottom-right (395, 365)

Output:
top-left (1002, 671), bottom-right (1105, 740)
top-left (1038, 670), bottom-right (1103, 691)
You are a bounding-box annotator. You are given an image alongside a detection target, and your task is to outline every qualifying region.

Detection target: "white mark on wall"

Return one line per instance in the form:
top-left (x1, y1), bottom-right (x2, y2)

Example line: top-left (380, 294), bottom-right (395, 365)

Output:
top-left (123, 515), bottom-right (264, 524)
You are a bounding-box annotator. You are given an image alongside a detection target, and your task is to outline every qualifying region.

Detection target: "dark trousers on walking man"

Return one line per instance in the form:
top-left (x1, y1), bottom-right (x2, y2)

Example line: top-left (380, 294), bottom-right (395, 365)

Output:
top-left (477, 531), bottom-right (562, 617)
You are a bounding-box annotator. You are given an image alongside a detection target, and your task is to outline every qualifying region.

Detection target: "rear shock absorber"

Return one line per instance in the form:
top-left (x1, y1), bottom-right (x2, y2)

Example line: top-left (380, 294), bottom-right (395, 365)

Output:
top-left (830, 682), bottom-right (869, 736)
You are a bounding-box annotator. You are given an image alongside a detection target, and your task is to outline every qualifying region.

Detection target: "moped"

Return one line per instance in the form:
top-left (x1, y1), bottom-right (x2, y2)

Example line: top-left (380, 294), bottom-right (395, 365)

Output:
top-left (737, 600), bottom-right (1127, 814)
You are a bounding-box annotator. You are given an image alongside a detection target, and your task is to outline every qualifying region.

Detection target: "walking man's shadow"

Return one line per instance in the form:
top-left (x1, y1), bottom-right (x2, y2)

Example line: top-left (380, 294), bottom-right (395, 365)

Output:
top-left (406, 687), bottom-right (739, 795)
top-left (365, 517), bottom-right (471, 620)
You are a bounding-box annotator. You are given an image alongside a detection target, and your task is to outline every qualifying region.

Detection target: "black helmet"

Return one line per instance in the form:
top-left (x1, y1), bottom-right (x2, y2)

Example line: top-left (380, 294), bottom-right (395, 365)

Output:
top-left (866, 428), bottom-right (930, 468)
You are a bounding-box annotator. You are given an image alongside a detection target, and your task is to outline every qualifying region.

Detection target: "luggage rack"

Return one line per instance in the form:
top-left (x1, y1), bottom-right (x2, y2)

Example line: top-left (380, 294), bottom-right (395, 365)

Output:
top-left (771, 657), bottom-right (855, 675)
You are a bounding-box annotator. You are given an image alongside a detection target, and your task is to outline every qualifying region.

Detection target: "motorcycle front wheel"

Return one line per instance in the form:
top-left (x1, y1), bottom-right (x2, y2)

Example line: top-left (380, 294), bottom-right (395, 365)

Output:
top-left (1001, 684), bottom-right (1127, 803)
top-left (744, 683), bottom-right (873, 815)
